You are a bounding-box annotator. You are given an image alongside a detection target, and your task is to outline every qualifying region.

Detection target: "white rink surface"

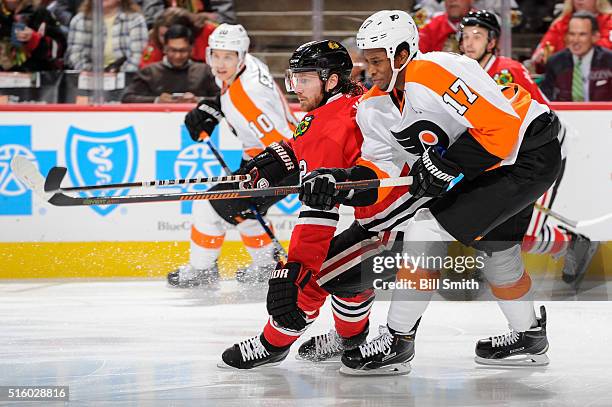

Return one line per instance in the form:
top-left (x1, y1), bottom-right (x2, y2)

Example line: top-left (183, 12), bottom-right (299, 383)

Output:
top-left (1, 280), bottom-right (611, 407)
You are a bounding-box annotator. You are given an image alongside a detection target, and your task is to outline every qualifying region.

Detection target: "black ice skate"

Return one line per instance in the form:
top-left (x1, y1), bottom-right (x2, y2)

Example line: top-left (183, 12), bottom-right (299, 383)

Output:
top-left (235, 263), bottom-right (275, 284)
top-left (339, 320), bottom-right (420, 376)
top-left (218, 334), bottom-right (290, 370)
top-left (559, 226), bottom-right (599, 286)
top-left (296, 324), bottom-right (368, 362)
top-left (475, 305), bottom-right (549, 366)
top-left (167, 263), bottom-right (220, 288)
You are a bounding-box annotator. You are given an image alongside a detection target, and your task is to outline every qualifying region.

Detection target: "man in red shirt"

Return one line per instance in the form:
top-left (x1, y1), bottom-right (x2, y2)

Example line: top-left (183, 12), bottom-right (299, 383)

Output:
top-left (418, 0), bottom-right (474, 53)
top-left (459, 10), bottom-right (599, 286)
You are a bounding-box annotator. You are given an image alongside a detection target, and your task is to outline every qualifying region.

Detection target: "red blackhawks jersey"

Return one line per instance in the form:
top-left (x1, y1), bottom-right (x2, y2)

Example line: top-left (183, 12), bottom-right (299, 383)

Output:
top-left (483, 55), bottom-right (549, 105)
top-left (286, 93), bottom-right (363, 275)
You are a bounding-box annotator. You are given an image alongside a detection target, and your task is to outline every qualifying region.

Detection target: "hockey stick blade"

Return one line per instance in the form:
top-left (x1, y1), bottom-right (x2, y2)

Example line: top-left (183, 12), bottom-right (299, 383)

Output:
top-left (10, 155), bottom-right (54, 202)
top-left (44, 166), bottom-right (67, 192)
top-left (46, 176), bottom-right (413, 207)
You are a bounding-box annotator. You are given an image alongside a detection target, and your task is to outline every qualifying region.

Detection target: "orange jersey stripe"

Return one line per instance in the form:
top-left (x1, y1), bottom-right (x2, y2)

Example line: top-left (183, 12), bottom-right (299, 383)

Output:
top-left (405, 60), bottom-right (530, 160)
top-left (229, 78), bottom-right (287, 147)
top-left (191, 226), bottom-right (225, 249)
top-left (490, 270), bottom-right (532, 300)
top-left (355, 157), bottom-right (393, 204)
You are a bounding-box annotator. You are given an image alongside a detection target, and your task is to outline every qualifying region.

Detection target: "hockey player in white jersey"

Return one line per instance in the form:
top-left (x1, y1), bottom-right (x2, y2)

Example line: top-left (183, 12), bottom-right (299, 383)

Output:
top-left (167, 24), bottom-right (298, 287)
top-left (301, 10), bottom-right (561, 374)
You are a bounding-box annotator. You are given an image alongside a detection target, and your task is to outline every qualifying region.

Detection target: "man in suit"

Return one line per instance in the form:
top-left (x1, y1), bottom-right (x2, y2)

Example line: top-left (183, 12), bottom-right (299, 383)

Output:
top-left (541, 11), bottom-right (612, 102)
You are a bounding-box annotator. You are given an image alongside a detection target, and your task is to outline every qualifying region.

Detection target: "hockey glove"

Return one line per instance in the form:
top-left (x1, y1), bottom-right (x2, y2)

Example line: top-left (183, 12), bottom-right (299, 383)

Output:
top-left (184, 98), bottom-right (223, 142)
top-left (299, 168), bottom-right (351, 210)
top-left (267, 261), bottom-right (312, 331)
top-left (240, 141), bottom-right (298, 189)
top-left (409, 146), bottom-right (463, 200)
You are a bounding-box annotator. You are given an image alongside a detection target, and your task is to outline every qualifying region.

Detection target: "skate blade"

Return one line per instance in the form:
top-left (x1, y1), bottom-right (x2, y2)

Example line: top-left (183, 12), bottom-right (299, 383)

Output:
top-left (339, 362), bottom-right (411, 376)
top-left (216, 360), bottom-right (284, 370)
top-left (475, 353), bottom-right (549, 367)
top-left (295, 354), bottom-right (341, 363)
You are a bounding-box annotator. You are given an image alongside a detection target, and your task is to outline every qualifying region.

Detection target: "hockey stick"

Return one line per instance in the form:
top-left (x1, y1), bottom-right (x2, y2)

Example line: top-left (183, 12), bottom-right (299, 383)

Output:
top-left (42, 165), bottom-right (251, 193)
top-left (534, 203), bottom-right (612, 229)
top-left (12, 156), bottom-right (412, 207)
top-left (204, 139), bottom-right (287, 260)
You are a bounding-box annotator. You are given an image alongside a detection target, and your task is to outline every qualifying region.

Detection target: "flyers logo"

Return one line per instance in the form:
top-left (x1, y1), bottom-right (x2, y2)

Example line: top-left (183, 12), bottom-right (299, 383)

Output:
top-left (390, 120), bottom-right (450, 157)
top-left (293, 115), bottom-right (314, 139)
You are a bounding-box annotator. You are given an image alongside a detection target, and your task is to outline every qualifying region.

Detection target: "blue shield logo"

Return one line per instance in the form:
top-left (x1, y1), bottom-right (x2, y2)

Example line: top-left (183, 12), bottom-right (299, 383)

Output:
top-left (66, 126), bottom-right (138, 216)
top-left (275, 194), bottom-right (301, 214)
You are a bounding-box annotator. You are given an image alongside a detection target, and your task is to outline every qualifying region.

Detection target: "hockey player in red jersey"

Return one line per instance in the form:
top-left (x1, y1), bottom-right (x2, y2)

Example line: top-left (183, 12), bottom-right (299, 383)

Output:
top-left (218, 40), bottom-right (386, 369)
top-left (459, 10), bottom-right (599, 286)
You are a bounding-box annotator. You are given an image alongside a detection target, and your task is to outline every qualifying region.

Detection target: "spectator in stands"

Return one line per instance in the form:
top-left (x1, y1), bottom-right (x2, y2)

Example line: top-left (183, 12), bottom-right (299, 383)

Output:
top-left (142, 0), bottom-right (234, 28)
top-left (418, 0), bottom-right (474, 53)
top-left (532, 0), bottom-right (612, 69)
top-left (540, 11), bottom-right (612, 101)
top-left (121, 24), bottom-right (218, 103)
top-left (66, 0), bottom-right (148, 72)
top-left (0, 0), bottom-right (66, 71)
top-left (139, 7), bottom-right (214, 68)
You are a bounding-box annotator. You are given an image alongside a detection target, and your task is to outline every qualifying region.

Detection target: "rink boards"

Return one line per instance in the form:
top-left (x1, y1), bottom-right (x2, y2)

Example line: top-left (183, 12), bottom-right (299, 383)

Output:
top-left (0, 103), bottom-right (611, 278)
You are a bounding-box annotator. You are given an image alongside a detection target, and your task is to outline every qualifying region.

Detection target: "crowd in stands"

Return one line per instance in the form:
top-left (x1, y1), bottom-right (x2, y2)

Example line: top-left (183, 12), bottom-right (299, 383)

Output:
top-left (0, 0), bottom-right (609, 102)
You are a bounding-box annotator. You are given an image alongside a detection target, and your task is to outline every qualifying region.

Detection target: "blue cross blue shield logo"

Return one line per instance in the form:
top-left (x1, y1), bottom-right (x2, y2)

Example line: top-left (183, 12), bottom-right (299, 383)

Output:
top-left (66, 126), bottom-right (138, 216)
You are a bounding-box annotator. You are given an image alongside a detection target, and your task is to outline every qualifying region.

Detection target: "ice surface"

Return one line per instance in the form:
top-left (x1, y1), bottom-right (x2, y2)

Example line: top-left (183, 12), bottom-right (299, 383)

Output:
top-left (1, 280), bottom-right (611, 406)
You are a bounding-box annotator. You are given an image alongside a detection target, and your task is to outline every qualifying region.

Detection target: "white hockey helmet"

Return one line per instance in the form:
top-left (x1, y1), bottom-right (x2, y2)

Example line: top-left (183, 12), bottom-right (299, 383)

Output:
top-left (206, 23), bottom-right (250, 70)
top-left (356, 10), bottom-right (419, 92)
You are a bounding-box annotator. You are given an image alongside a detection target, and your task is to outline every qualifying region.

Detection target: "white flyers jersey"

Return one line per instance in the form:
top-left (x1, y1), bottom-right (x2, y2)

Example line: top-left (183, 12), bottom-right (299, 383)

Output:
top-left (402, 52), bottom-right (549, 168)
top-left (220, 54), bottom-right (298, 160)
top-left (354, 85), bottom-right (464, 232)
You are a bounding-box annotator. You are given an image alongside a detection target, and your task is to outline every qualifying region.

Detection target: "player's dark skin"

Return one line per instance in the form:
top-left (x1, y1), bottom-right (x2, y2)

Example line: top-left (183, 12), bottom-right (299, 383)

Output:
top-left (362, 48), bottom-right (410, 92)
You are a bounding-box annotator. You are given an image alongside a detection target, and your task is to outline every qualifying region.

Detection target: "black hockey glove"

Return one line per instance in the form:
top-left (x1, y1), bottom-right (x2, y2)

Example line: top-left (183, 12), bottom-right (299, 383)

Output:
top-left (299, 168), bottom-right (351, 210)
top-left (267, 261), bottom-right (312, 331)
top-left (184, 98), bottom-right (223, 142)
top-left (240, 141), bottom-right (298, 189)
top-left (409, 146), bottom-right (463, 200)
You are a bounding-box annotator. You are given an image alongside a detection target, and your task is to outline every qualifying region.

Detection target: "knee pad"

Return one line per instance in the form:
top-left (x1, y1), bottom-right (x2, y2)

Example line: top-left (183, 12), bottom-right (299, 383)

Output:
top-left (478, 244), bottom-right (524, 286)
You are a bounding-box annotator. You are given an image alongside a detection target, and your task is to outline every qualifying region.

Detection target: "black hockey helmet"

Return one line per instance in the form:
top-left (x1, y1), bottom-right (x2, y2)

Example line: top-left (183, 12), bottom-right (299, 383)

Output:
top-left (285, 39), bottom-right (353, 93)
top-left (459, 10), bottom-right (501, 41)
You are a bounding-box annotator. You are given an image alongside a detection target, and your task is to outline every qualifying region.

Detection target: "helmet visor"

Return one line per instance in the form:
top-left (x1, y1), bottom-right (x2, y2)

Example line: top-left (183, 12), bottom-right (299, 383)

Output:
top-left (285, 70), bottom-right (321, 93)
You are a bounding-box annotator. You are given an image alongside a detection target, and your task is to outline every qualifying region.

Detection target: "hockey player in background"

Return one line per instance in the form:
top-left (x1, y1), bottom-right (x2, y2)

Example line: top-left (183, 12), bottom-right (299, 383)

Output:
top-left (302, 10), bottom-right (561, 375)
top-left (459, 10), bottom-right (599, 285)
top-left (167, 23), bottom-right (299, 287)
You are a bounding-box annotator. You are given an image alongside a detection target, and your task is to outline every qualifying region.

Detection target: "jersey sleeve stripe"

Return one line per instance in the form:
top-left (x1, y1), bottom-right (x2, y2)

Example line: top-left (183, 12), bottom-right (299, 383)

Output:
top-left (406, 59), bottom-right (526, 160)
top-left (228, 78), bottom-right (287, 147)
top-left (298, 210), bottom-right (340, 221)
top-left (355, 157), bottom-right (394, 204)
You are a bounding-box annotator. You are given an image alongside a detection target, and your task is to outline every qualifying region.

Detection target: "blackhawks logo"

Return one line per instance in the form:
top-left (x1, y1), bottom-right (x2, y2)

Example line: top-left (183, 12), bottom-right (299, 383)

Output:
top-left (493, 69), bottom-right (514, 86)
top-left (293, 115), bottom-right (314, 139)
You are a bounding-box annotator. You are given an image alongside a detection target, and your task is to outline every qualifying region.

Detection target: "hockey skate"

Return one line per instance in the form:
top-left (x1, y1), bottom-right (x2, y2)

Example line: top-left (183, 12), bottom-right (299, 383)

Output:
top-left (559, 226), bottom-right (599, 286)
top-left (235, 263), bottom-right (275, 284)
top-left (339, 321), bottom-right (419, 376)
top-left (296, 325), bottom-right (368, 362)
top-left (167, 263), bottom-right (220, 288)
top-left (475, 305), bottom-right (549, 366)
top-left (218, 334), bottom-right (290, 370)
